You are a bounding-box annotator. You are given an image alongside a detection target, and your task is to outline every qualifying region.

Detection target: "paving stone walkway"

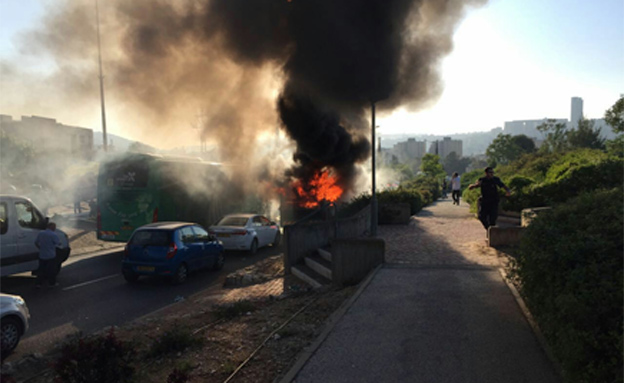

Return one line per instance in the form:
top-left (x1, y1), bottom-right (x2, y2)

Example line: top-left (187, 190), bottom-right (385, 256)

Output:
top-left (379, 199), bottom-right (502, 267)
top-left (291, 198), bottom-right (560, 383)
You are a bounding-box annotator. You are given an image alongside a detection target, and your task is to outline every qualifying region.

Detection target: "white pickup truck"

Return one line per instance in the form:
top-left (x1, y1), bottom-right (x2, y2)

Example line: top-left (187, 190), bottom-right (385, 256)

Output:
top-left (0, 195), bottom-right (71, 277)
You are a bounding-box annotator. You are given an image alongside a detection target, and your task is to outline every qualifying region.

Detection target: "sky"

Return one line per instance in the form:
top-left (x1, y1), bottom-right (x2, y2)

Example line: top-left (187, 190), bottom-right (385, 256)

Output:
top-left (0, 0), bottom-right (623, 142)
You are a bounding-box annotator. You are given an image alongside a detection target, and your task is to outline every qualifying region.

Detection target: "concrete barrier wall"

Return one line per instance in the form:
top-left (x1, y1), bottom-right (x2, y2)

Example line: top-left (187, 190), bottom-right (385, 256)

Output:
top-left (488, 226), bottom-right (525, 247)
top-left (379, 203), bottom-right (411, 225)
top-left (331, 238), bottom-right (385, 286)
top-left (284, 205), bottom-right (370, 274)
top-left (284, 221), bottom-right (334, 273)
top-left (336, 205), bottom-right (371, 238)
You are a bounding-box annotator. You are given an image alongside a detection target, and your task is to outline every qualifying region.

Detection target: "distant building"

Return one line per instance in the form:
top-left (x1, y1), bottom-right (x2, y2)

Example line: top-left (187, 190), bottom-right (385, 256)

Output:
top-left (0, 115), bottom-right (93, 160)
top-left (428, 137), bottom-right (463, 159)
top-left (391, 138), bottom-right (427, 163)
top-left (503, 96), bottom-right (616, 140)
top-left (570, 97), bottom-right (583, 128)
top-left (503, 118), bottom-right (567, 139)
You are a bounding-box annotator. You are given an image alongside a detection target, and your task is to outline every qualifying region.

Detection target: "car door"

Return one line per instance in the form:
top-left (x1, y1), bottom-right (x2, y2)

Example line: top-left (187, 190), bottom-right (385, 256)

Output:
top-left (191, 226), bottom-right (215, 269)
top-left (251, 216), bottom-right (267, 247)
top-left (0, 202), bottom-right (18, 276)
top-left (259, 216), bottom-right (274, 246)
top-left (177, 226), bottom-right (198, 271)
top-left (14, 200), bottom-right (46, 266)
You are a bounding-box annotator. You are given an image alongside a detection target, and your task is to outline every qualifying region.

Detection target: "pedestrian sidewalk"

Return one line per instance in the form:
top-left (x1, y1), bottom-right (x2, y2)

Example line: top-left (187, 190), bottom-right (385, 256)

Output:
top-left (285, 199), bottom-right (560, 383)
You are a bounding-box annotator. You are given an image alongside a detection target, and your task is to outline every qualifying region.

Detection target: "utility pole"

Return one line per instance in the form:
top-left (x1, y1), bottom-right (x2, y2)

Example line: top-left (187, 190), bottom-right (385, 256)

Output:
top-left (371, 102), bottom-right (378, 237)
top-left (96, 0), bottom-right (108, 152)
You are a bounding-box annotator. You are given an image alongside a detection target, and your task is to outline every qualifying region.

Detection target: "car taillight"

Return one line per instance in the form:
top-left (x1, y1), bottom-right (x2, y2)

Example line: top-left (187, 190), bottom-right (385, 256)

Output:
top-left (233, 230), bottom-right (248, 236)
top-left (166, 242), bottom-right (178, 259)
top-left (152, 208), bottom-right (159, 223)
top-left (97, 208), bottom-right (101, 230)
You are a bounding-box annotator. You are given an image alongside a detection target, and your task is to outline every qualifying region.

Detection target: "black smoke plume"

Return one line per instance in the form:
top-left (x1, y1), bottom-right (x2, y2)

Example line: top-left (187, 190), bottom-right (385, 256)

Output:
top-left (5, 0), bottom-right (486, 198)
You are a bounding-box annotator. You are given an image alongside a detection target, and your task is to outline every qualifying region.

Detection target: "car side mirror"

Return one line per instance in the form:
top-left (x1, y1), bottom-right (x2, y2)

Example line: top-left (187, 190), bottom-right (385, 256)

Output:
top-left (209, 234), bottom-right (217, 241)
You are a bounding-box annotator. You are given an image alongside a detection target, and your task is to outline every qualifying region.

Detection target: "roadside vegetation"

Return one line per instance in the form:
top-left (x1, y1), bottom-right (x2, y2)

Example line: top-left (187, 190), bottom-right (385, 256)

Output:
top-left (470, 96), bottom-right (623, 383)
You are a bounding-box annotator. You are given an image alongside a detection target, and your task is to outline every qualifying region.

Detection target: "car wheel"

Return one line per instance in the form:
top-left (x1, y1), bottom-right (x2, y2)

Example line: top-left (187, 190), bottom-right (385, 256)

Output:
top-left (123, 271), bottom-right (139, 283)
top-left (172, 263), bottom-right (188, 285)
top-left (212, 251), bottom-right (224, 271)
top-left (1, 317), bottom-right (22, 357)
top-left (249, 239), bottom-right (258, 255)
top-left (272, 231), bottom-right (281, 247)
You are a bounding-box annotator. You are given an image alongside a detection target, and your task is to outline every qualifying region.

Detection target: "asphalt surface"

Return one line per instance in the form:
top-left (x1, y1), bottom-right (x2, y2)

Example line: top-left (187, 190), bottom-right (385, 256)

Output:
top-left (290, 200), bottom-right (561, 383)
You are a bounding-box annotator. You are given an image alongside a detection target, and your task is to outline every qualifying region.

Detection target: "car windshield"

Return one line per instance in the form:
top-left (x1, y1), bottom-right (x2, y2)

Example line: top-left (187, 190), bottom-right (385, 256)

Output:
top-left (216, 216), bottom-right (248, 227)
top-left (130, 230), bottom-right (170, 246)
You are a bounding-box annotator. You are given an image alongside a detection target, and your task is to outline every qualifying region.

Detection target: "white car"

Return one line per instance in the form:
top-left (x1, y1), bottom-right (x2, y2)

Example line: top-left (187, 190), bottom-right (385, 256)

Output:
top-left (209, 214), bottom-right (281, 254)
top-left (1, 293), bottom-right (30, 358)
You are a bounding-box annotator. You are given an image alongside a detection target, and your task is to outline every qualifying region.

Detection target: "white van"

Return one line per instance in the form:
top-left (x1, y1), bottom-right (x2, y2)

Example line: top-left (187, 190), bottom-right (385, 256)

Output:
top-left (0, 195), bottom-right (71, 277)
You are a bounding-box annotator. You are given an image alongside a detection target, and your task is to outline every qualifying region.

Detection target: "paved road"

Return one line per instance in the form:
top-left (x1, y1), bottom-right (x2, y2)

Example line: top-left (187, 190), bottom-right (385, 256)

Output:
top-left (291, 200), bottom-right (560, 383)
top-left (1, 242), bottom-right (282, 362)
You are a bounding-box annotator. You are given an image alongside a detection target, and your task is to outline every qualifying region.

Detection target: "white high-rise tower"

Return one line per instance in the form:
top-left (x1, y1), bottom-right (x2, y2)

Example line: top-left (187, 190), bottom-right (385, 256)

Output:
top-left (570, 97), bottom-right (583, 128)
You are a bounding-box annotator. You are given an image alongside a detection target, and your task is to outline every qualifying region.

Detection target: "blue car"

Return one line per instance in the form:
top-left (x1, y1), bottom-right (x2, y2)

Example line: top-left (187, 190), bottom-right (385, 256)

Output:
top-left (122, 222), bottom-right (224, 284)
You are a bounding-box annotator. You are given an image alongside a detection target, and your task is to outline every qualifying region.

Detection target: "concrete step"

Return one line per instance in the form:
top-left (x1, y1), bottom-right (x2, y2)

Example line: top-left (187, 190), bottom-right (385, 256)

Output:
top-left (305, 254), bottom-right (332, 280)
top-left (317, 247), bottom-right (332, 262)
top-left (291, 264), bottom-right (332, 289)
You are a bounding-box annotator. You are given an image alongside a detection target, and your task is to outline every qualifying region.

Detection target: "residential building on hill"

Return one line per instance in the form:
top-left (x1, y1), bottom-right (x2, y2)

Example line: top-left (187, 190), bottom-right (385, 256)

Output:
top-left (0, 114), bottom-right (93, 160)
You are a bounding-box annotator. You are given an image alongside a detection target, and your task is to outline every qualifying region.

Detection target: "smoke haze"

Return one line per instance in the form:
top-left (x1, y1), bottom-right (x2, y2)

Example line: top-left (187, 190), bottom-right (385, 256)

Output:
top-left (1, 0), bottom-right (486, 199)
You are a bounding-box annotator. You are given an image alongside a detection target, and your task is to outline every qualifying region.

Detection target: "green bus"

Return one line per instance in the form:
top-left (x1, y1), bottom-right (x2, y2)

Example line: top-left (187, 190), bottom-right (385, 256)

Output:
top-left (97, 153), bottom-right (234, 243)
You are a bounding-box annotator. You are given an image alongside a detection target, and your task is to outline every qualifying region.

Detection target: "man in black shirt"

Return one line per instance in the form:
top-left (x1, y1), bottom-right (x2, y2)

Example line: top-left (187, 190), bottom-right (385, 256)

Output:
top-left (468, 167), bottom-right (511, 230)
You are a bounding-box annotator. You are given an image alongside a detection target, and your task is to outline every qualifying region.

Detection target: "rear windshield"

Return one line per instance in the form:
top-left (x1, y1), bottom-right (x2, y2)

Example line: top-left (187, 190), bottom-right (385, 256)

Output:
top-left (130, 230), bottom-right (170, 246)
top-left (216, 216), bottom-right (248, 227)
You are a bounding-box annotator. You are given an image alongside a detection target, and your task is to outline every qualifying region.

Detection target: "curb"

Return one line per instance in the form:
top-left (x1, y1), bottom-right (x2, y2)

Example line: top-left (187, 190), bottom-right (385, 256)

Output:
top-left (278, 264), bottom-right (384, 383)
top-left (498, 267), bottom-right (564, 380)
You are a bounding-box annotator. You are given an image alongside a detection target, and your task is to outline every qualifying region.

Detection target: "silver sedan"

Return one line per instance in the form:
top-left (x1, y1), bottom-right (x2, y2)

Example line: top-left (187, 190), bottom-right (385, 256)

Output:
top-left (209, 214), bottom-right (281, 254)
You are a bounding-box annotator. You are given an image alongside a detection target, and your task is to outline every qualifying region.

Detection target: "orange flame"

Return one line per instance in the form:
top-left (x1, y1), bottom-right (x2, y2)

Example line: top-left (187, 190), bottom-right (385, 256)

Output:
top-left (293, 169), bottom-right (343, 208)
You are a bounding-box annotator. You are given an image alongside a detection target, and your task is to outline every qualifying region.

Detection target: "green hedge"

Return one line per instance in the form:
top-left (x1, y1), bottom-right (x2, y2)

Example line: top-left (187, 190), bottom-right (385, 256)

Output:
top-left (337, 175), bottom-right (438, 218)
top-left (502, 158), bottom-right (624, 212)
top-left (511, 188), bottom-right (623, 383)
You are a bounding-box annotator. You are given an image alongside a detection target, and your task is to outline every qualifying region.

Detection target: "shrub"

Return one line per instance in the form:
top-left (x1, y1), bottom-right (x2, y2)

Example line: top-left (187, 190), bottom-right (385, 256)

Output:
top-left (148, 324), bottom-right (204, 358)
top-left (54, 329), bottom-right (135, 383)
top-left (511, 188), bottom-right (623, 383)
top-left (377, 188), bottom-right (424, 215)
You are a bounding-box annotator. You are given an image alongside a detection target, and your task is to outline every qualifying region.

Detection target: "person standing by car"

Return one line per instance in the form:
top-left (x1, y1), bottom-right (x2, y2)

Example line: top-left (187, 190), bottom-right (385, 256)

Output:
top-left (451, 172), bottom-right (461, 205)
top-left (35, 222), bottom-right (60, 288)
top-left (468, 167), bottom-right (511, 230)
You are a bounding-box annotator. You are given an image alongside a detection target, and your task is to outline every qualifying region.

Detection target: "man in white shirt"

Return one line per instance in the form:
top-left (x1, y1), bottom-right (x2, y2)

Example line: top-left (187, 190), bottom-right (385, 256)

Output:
top-left (451, 172), bottom-right (461, 205)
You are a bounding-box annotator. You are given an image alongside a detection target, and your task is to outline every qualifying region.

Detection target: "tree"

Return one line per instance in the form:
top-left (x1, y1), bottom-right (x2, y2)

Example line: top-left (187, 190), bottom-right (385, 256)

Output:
top-left (443, 151), bottom-right (471, 175)
top-left (566, 118), bottom-right (605, 150)
top-left (391, 163), bottom-right (414, 182)
top-left (604, 95), bottom-right (624, 134)
top-left (486, 133), bottom-right (536, 166)
top-left (420, 154), bottom-right (445, 178)
top-left (537, 119), bottom-right (568, 153)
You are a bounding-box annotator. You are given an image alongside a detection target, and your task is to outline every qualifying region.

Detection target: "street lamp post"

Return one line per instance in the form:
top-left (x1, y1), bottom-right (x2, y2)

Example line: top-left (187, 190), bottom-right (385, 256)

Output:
top-left (371, 102), bottom-right (378, 237)
top-left (96, 0), bottom-right (108, 152)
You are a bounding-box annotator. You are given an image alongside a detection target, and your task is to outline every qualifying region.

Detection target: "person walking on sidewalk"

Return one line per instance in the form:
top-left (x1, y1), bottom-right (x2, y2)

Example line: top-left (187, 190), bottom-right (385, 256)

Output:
top-left (451, 172), bottom-right (461, 205)
top-left (35, 222), bottom-right (61, 288)
top-left (468, 167), bottom-right (511, 230)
